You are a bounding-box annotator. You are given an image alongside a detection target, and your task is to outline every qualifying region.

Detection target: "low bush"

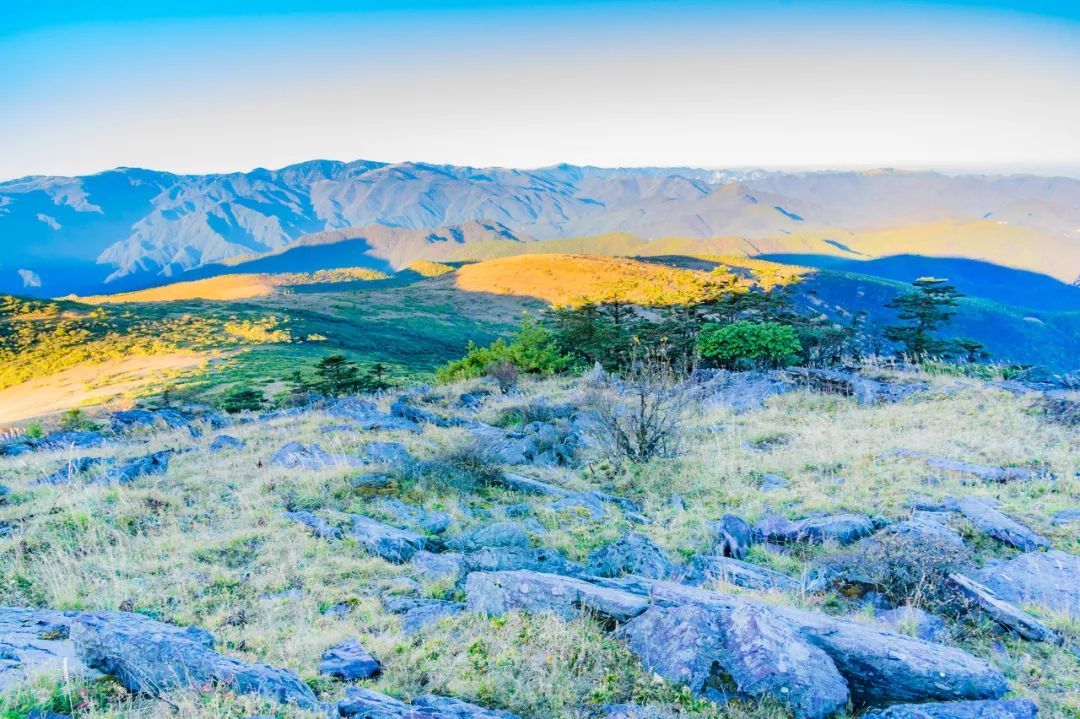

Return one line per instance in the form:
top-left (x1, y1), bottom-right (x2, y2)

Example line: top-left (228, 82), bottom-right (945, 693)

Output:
top-left (697, 321), bottom-right (802, 369)
top-left (411, 438), bottom-right (506, 493)
top-left (436, 319), bottom-right (571, 384)
top-left (216, 384), bottom-right (266, 413)
top-left (850, 527), bottom-right (971, 611)
top-left (58, 408), bottom-right (99, 433)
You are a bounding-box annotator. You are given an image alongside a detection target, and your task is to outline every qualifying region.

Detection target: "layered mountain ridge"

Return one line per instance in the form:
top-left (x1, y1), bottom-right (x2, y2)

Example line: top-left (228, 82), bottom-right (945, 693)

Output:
top-left (3, 160), bottom-right (1078, 296)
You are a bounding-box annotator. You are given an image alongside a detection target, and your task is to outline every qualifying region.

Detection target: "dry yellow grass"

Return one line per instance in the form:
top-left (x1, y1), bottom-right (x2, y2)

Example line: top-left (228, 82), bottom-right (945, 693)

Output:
top-left (0, 352), bottom-right (213, 425)
top-left (0, 372), bottom-right (1077, 717)
top-left (443, 253), bottom-right (737, 307)
top-left (74, 268), bottom-right (388, 304)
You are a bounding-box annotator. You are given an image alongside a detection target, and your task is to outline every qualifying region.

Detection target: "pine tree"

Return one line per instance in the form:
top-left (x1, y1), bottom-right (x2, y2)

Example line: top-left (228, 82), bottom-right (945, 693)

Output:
top-left (312, 354), bottom-right (365, 396)
top-left (883, 278), bottom-right (962, 357)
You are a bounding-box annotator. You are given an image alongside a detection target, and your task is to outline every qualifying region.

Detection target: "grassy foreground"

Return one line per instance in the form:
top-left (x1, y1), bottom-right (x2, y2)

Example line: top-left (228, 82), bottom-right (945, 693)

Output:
top-left (0, 370), bottom-right (1077, 718)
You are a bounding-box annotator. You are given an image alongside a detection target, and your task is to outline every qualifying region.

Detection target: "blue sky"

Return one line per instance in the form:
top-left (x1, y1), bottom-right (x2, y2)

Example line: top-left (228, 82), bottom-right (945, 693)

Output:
top-left (2, 1), bottom-right (1078, 178)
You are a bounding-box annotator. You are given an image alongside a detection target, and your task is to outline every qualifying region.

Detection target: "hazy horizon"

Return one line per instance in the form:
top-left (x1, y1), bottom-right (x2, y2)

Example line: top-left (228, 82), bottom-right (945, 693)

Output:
top-left (4, 158), bottom-right (1080, 184)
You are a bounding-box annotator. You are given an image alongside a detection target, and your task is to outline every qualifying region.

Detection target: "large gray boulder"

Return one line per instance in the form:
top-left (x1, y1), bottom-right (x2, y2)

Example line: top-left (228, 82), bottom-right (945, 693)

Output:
top-left (756, 513), bottom-right (875, 546)
top-left (587, 533), bottom-right (674, 579)
top-left (619, 603), bottom-right (849, 719)
top-left (950, 498), bottom-right (1051, 551)
top-left (862, 699), bottom-right (1039, 719)
top-left (979, 550), bottom-right (1080, 619)
top-left (349, 515), bottom-right (424, 563)
top-left (697, 370), bottom-right (798, 412)
top-left (464, 570), bottom-right (649, 623)
top-left (651, 582), bottom-right (1007, 706)
top-left (70, 612), bottom-right (317, 708)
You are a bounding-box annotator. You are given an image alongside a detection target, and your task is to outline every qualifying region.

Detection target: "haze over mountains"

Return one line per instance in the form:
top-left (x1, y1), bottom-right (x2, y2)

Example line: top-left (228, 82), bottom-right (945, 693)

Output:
top-left (2, 160), bottom-right (1079, 298)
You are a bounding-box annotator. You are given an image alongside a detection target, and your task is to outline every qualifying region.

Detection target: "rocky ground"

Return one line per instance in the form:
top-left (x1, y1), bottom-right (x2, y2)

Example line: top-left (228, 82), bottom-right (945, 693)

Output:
top-left (0, 367), bottom-right (1077, 719)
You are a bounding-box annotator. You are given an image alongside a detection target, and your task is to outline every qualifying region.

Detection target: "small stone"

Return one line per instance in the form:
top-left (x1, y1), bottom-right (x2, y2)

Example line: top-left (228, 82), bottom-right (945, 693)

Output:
top-left (319, 638), bottom-right (380, 680)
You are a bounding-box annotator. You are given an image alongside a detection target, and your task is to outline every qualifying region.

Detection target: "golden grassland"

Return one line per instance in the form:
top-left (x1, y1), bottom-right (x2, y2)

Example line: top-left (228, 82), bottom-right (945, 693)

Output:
top-left (443, 254), bottom-right (750, 307)
top-left (72, 268), bottom-right (390, 304)
top-left (0, 371), bottom-right (1076, 718)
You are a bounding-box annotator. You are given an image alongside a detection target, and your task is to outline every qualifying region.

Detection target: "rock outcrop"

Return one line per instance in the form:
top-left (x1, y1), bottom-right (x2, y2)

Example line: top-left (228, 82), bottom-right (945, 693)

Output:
top-left (70, 611), bottom-right (317, 708)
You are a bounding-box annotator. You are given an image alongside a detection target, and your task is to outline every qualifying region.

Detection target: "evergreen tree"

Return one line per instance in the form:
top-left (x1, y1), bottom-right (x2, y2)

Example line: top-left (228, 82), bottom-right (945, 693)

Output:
top-left (883, 278), bottom-right (962, 357)
top-left (953, 338), bottom-right (989, 363)
top-left (312, 354), bottom-right (366, 396)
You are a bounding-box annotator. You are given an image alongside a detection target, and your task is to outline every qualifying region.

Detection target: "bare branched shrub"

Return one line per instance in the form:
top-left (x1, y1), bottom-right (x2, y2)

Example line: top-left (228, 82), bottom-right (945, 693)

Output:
top-left (587, 346), bottom-right (697, 463)
top-left (486, 361), bottom-right (519, 394)
top-left (853, 526), bottom-right (972, 611)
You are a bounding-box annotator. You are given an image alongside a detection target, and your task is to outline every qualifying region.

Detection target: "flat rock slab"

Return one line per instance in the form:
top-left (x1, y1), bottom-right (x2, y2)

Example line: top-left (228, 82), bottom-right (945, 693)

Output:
top-left (650, 582), bottom-right (1007, 707)
top-left (862, 699), bottom-right (1039, 719)
top-left (950, 497), bottom-right (1051, 551)
top-left (337, 688), bottom-right (521, 718)
top-left (465, 570), bottom-right (649, 623)
top-left (0, 608), bottom-right (101, 692)
top-left (270, 442), bottom-right (361, 469)
top-left (949, 574), bottom-right (1060, 644)
top-left (685, 555), bottom-right (801, 592)
top-left (888, 450), bottom-right (1044, 483)
top-left (979, 550), bottom-right (1080, 619)
top-left (284, 510), bottom-right (343, 540)
top-left (350, 515), bottom-right (424, 563)
top-left (71, 611), bottom-right (317, 708)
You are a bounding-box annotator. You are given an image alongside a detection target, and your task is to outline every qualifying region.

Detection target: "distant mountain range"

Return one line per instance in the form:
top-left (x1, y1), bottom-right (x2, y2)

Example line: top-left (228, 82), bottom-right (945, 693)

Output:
top-left (2, 160), bottom-right (1079, 297)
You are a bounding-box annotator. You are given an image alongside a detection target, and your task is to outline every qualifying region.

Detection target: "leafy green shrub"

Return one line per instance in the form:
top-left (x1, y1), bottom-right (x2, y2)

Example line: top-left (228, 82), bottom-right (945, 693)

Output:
top-left (216, 384), bottom-right (266, 413)
top-left (22, 422), bottom-right (44, 440)
top-left (58, 408), bottom-right (99, 432)
top-left (436, 319), bottom-right (571, 384)
top-left (696, 321), bottom-right (802, 369)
